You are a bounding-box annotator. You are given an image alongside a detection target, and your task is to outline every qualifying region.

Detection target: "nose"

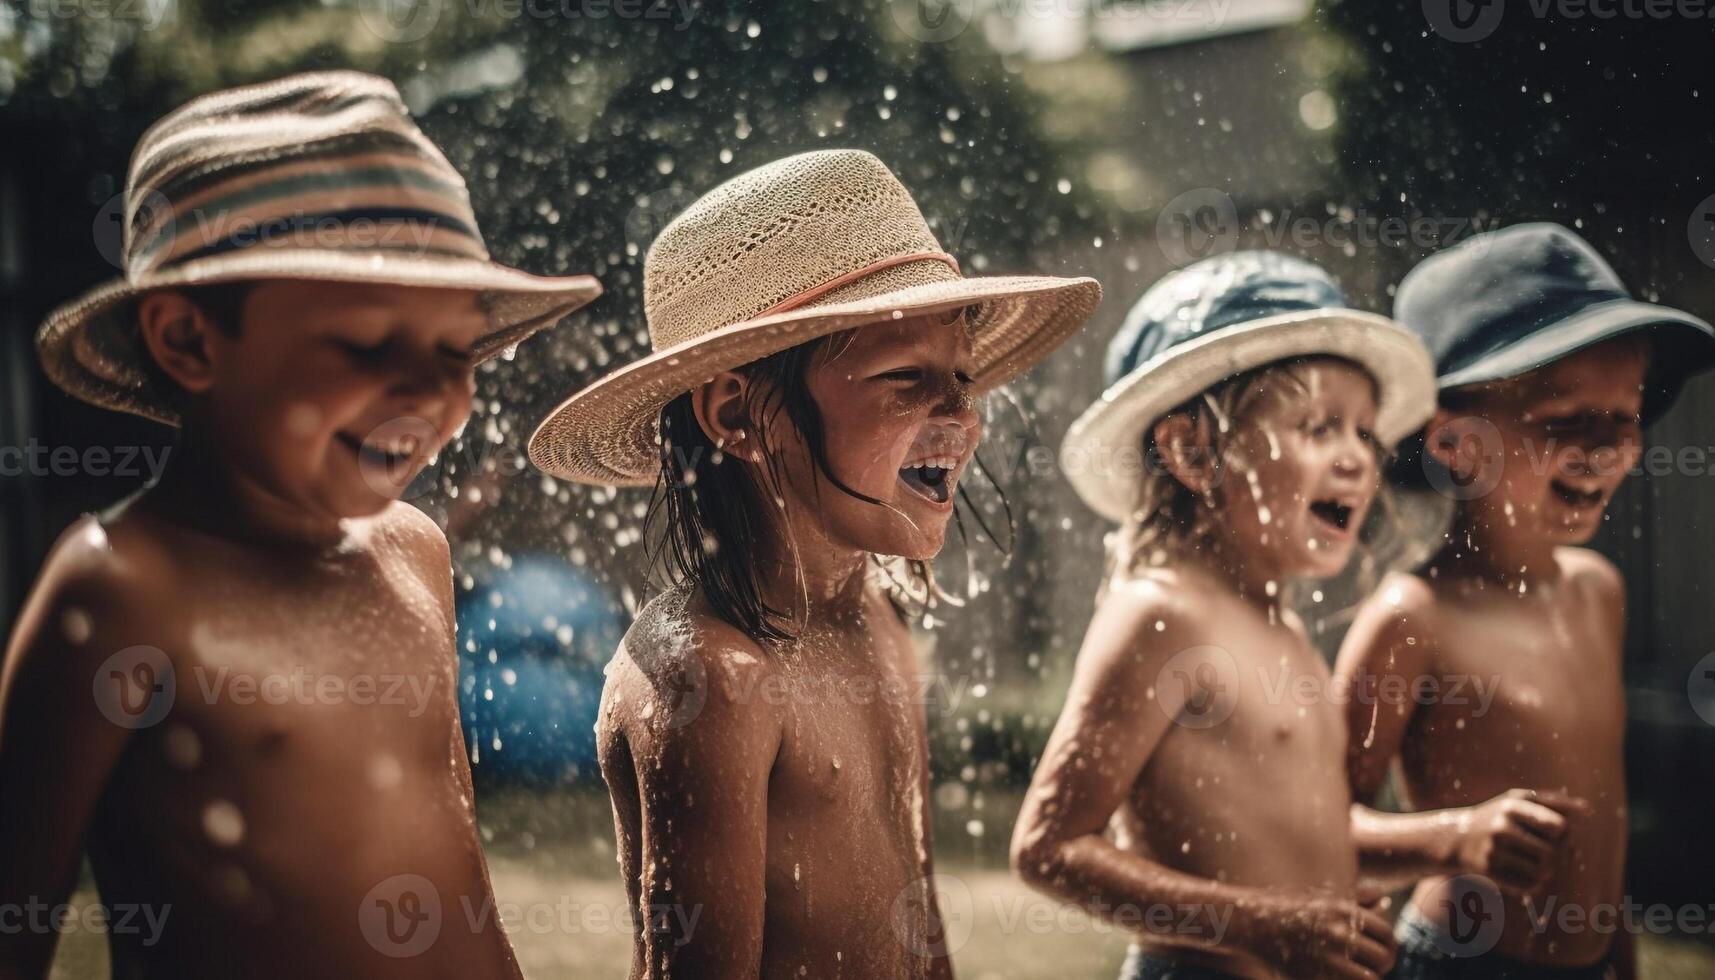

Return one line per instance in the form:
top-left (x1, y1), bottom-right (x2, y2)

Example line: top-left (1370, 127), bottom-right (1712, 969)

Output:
top-left (931, 375), bottom-right (981, 437)
top-left (1331, 429), bottom-right (1376, 482)
top-left (1562, 417), bottom-right (1641, 476)
top-left (388, 347), bottom-right (470, 418)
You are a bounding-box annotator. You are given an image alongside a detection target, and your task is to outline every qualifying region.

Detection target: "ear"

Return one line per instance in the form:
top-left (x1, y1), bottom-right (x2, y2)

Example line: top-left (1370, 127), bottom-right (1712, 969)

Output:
top-left (690, 370), bottom-right (759, 461)
top-left (1422, 405), bottom-right (1468, 472)
top-left (136, 290), bottom-right (221, 395)
top-left (1153, 412), bottom-right (1218, 495)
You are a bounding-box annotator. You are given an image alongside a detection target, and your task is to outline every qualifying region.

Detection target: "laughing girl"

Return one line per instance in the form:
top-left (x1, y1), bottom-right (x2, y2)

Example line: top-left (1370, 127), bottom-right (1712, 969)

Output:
top-left (528, 150), bottom-right (1099, 979)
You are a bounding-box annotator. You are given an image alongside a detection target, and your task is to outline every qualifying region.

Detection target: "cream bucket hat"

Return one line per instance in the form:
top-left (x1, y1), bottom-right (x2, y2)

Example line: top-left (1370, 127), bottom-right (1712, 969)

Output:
top-left (529, 149), bottom-right (1102, 485)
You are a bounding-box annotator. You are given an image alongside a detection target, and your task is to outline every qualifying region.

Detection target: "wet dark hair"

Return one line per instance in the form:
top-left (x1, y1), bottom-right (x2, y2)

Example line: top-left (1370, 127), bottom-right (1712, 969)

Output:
top-left (644, 329), bottom-right (1011, 642)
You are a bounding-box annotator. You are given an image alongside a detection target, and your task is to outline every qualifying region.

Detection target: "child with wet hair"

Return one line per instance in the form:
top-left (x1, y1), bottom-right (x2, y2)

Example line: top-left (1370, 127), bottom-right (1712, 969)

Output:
top-left (1335, 223), bottom-right (1715, 980)
top-left (1013, 252), bottom-right (1442, 980)
top-left (526, 149), bottom-right (1098, 978)
top-left (0, 72), bottom-right (599, 977)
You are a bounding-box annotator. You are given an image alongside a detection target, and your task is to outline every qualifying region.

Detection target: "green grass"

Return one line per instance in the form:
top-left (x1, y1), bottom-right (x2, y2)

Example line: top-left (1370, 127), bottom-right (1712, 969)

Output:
top-left (45, 788), bottom-right (1715, 977)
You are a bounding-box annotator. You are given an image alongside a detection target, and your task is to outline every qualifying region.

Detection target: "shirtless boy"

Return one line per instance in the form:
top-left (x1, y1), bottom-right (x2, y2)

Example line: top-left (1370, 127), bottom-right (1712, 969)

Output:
top-left (526, 150), bottom-right (1099, 978)
top-left (1013, 253), bottom-right (1449, 980)
top-left (0, 72), bottom-right (599, 978)
top-left (1335, 223), bottom-right (1715, 980)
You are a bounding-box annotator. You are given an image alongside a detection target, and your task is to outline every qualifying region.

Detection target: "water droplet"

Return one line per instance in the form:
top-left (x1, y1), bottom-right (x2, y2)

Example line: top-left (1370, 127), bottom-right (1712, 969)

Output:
top-left (162, 724), bottom-right (202, 770)
top-left (368, 753), bottom-right (404, 790)
top-left (61, 607), bottom-right (93, 644)
top-left (202, 800), bottom-right (245, 847)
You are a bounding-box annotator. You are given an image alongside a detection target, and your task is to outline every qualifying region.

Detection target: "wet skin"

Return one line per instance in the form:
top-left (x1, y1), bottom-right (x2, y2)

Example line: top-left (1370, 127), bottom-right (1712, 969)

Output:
top-left (597, 314), bottom-right (979, 979)
top-left (1013, 361), bottom-right (1398, 980)
top-left (0, 282), bottom-right (520, 979)
top-left (1336, 340), bottom-right (1648, 973)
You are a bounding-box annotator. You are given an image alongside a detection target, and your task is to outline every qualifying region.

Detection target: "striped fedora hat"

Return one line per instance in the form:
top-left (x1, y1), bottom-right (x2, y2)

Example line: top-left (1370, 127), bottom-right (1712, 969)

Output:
top-left (37, 70), bottom-right (602, 425)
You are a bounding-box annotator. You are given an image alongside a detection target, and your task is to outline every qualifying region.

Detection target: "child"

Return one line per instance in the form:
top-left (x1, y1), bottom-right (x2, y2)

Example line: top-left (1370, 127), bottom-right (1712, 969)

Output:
top-left (0, 72), bottom-right (600, 977)
top-left (1013, 252), bottom-right (1441, 980)
top-left (526, 149), bottom-right (1099, 978)
top-left (1335, 223), bottom-right (1715, 980)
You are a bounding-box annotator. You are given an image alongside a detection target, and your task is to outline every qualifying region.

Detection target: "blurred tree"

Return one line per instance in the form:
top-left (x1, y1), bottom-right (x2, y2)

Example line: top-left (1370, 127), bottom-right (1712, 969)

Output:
top-left (2, 0), bottom-right (1093, 789)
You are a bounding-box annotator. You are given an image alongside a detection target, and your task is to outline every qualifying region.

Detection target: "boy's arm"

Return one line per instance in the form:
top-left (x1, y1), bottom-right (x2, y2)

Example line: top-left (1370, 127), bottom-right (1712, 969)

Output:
top-left (0, 532), bottom-right (140, 979)
top-left (1333, 575), bottom-right (1437, 803)
top-left (1351, 793), bottom-right (1579, 895)
top-left (914, 707), bottom-right (954, 980)
top-left (622, 634), bottom-right (782, 979)
top-left (1607, 912), bottom-right (1636, 980)
top-left (1335, 578), bottom-right (1463, 890)
top-left (1011, 588), bottom-right (1394, 980)
top-left (1337, 576), bottom-right (1585, 894)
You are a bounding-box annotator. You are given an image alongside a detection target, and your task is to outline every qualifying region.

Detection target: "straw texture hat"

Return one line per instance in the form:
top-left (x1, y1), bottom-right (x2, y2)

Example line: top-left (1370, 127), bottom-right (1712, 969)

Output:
top-left (37, 70), bottom-right (602, 425)
top-left (529, 149), bottom-right (1101, 485)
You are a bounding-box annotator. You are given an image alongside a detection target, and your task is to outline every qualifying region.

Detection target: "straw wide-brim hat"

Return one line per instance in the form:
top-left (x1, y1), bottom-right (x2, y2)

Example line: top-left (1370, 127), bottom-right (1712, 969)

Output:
top-left (1061, 311), bottom-right (1438, 524)
top-left (528, 149), bottom-right (1101, 485)
top-left (37, 70), bottom-right (601, 426)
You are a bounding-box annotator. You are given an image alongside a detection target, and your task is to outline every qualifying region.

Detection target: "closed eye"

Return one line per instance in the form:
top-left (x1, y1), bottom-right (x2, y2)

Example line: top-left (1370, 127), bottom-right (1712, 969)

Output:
top-left (874, 368), bottom-right (924, 383)
top-left (333, 338), bottom-right (387, 359)
top-left (439, 344), bottom-right (476, 365)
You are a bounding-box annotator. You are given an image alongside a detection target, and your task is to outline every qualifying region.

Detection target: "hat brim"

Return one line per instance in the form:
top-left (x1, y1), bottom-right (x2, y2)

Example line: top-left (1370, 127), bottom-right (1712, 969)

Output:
top-left (1435, 298), bottom-right (1715, 422)
top-left (37, 248), bottom-right (603, 426)
top-left (1060, 310), bottom-right (1438, 524)
top-left (528, 274), bottom-right (1102, 485)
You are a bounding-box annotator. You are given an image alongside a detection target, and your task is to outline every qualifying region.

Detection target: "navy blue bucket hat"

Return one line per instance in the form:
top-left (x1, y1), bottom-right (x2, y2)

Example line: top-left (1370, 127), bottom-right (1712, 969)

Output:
top-left (1062, 251), bottom-right (1436, 522)
top-left (1396, 222), bottom-right (1715, 422)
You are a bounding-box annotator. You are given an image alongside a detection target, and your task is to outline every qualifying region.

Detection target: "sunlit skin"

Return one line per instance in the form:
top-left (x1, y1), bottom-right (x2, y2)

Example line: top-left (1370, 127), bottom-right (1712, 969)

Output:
top-left (1013, 360), bottom-right (1402, 980)
top-left (0, 281), bottom-right (523, 979)
top-left (1335, 338), bottom-right (1649, 977)
top-left (597, 313), bottom-right (977, 980)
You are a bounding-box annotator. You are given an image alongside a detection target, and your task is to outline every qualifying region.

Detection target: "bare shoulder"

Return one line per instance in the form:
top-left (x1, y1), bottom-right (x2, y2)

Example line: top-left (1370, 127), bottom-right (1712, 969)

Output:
top-left (3, 513), bottom-right (178, 686)
top-left (603, 587), bottom-right (785, 750)
top-left (1556, 546), bottom-right (1625, 623)
top-left (372, 501), bottom-right (451, 567)
top-left (1556, 546), bottom-right (1623, 597)
top-left (1338, 570), bottom-right (1443, 672)
top-left (1085, 567), bottom-right (1220, 672)
top-left (1354, 570), bottom-right (1442, 633)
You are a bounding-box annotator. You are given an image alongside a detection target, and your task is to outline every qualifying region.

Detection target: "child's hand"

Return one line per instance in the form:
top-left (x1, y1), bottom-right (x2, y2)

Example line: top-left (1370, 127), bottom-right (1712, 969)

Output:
top-left (1454, 788), bottom-right (1591, 892)
top-left (1237, 891), bottom-right (1397, 980)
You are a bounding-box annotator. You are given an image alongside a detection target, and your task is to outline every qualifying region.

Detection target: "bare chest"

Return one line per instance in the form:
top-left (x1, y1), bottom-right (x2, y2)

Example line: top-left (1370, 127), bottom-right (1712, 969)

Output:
top-left (1429, 598), bottom-right (1625, 739)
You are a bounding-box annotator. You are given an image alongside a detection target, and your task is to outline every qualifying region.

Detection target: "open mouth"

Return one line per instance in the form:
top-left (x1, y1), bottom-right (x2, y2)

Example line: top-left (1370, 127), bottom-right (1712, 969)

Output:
top-left (1551, 479), bottom-right (1604, 509)
top-left (898, 456), bottom-right (958, 505)
top-left (1308, 498), bottom-right (1357, 535)
top-left (336, 431), bottom-right (420, 473)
